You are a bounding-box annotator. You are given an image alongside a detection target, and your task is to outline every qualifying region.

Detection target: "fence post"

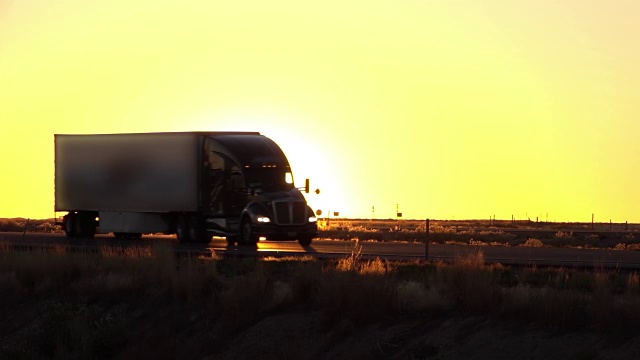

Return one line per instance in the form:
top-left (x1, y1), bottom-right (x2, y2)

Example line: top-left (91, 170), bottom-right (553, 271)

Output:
top-left (425, 218), bottom-right (430, 260)
top-left (21, 218), bottom-right (30, 241)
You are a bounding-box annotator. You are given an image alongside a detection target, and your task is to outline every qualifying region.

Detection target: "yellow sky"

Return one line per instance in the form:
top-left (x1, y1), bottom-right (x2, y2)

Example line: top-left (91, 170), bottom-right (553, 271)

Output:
top-left (1, 0), bottom-right (639, 221)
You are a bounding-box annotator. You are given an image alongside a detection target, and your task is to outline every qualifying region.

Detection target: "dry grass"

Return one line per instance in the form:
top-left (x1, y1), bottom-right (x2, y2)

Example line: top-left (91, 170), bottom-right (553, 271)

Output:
top-left (2, 244), bottom-right (640, 358)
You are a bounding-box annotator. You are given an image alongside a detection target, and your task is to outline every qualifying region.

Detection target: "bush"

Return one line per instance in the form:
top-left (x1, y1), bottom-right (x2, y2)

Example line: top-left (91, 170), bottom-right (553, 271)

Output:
top-left (0, 219), bottom-right (23, 232)
top-left (522, 238), bottom-right (544, 247)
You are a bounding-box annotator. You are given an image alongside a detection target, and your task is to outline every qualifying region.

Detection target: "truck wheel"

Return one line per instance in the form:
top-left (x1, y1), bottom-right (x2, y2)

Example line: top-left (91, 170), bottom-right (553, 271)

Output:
top-left (176, 215), bottom-right (190, 243)
top-left (188, 215), bottom-right (208, 244)
top-left (298, 236), bottom-right (313, 246)
top-left (63, 213), bottom-right (77, 238)
top-left (240, 219), bottom-right (258, 245)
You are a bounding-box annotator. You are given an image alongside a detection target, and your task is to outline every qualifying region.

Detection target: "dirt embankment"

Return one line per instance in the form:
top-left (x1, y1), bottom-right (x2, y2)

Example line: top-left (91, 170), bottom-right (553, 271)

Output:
top-left (212, 311), bottom-right (640, 360)
top-left (3, 298), bottom-right (639, 360)
top-left (2, 246), bottom-right (640, 359)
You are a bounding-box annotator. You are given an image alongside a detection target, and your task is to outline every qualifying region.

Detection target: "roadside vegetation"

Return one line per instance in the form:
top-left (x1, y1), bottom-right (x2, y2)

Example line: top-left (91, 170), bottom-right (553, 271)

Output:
top-left (318, 219), bottom-right (640, 250)
top-left (3, 217), bottom-right (640, 250)
top-left (1, 242), bottom-right (640, 359)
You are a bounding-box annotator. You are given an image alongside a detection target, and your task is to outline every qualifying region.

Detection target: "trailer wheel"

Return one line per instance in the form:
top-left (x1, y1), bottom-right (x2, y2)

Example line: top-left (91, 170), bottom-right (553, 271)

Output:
top-left (63, 213), bottom-right (77, 238)
top-left (76, 213), bottom-right (97, 239)
top-left (240, 219), bottom-right (258, 245)
top-left (298, 236), bottom-right (313, 246)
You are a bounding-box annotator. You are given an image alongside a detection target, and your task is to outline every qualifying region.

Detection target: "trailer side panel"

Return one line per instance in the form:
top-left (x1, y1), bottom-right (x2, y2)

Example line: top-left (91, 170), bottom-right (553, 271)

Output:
top-left (55, 133), bottom-right (199, 212)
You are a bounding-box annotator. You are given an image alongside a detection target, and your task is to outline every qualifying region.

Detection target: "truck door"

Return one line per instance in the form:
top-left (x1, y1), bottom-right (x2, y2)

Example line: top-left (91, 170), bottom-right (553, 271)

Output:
top-left (226, 164), bottom-right (246, 217)
top-left (203, 149), bottom-right (246, 217)
top-left (204, 152), bottom-right (226, 216)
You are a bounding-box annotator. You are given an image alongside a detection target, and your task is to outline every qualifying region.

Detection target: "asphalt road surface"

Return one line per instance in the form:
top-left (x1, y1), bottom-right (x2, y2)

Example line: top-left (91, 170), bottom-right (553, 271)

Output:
top-left (2, 232), bottom-right (640, 270)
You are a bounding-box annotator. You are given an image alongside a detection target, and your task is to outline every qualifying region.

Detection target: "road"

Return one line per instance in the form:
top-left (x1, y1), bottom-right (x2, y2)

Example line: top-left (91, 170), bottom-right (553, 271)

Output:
top-left (2, 232), bottom-right (640, 270)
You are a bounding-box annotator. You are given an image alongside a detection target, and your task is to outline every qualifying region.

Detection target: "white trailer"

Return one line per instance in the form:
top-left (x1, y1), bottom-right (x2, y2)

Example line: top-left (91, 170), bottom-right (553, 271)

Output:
top-left (55, 132), bottom-right (318, 244)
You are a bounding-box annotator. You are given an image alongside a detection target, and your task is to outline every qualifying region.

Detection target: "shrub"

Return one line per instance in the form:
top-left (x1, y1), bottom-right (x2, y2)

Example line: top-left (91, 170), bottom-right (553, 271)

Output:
top-left (397, 281), bottom-right (429, 312)
top-left (555, 231), bottom-right (573, 239)
top-left (0, 219), bottom-right (23, 232)
top-left (522, 238), bottom-right (544, 247)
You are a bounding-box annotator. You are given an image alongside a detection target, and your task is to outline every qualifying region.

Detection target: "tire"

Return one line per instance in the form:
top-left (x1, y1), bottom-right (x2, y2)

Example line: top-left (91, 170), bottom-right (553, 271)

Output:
top-left (188, 215), bottom-right (208, 244)
top-left (176, 215), bottom-right (207, 243)
top-left (240, 219), bottom-right (259, 245)
top-left (76, 213), bottom-right (96, 239)
top-left (298, 236), bottom-right (313, 246)
top-left (176, 215), bottom-right (190, 243)
top-left (63, 213), bottom-right (77, 238)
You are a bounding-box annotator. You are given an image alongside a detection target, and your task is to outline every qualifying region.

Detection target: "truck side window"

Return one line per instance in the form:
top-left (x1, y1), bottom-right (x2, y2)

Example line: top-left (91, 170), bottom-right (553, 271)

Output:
top-left (210, 152), bottom-right (224, 171)
top-left (208, 153), bottom-right (225, 215)
top-left (230, 166), bottom-right (244, 190)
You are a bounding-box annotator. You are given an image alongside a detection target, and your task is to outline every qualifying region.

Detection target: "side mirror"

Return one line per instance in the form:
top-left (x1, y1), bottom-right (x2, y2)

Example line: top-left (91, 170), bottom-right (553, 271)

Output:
top-left (300, 179), bottom-right (320, 194)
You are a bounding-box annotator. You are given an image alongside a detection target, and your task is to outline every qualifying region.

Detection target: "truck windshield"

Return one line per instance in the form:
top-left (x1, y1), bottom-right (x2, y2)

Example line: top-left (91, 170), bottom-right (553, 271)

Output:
top-left (245, 167), bottom-right (294, 192)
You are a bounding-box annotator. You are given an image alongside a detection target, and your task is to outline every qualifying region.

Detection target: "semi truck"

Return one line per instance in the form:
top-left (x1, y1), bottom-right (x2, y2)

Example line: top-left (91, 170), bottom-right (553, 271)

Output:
top-left (55, 132), bottom-right (318, 245)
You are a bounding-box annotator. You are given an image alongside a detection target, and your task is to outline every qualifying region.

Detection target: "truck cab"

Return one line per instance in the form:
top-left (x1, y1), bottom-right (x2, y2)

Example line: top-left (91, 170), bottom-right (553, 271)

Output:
top-left (200, 134), bottom-right (317, 245)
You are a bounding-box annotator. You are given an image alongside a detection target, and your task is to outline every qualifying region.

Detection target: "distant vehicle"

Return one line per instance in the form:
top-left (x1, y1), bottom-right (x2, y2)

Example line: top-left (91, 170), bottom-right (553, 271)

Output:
top-left (55, 132), bottom-right (318, 245)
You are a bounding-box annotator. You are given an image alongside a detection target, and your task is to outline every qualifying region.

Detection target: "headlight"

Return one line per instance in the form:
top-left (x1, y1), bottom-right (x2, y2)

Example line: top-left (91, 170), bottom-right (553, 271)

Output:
top-left (308, 216), bottom-right (318, 223)
top-left (257, 216), bottom-right (271, 223)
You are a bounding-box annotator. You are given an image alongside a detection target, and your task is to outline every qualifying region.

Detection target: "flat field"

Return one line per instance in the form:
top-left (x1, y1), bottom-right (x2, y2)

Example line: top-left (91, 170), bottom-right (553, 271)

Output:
top-left (318, 218), bottom-right (640, 250)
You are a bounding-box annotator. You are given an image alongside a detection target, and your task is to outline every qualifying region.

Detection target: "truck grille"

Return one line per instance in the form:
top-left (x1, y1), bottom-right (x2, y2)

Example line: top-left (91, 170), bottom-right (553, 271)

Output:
top-left (273, 201), bottom-right (307, 225)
